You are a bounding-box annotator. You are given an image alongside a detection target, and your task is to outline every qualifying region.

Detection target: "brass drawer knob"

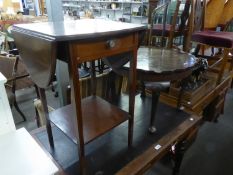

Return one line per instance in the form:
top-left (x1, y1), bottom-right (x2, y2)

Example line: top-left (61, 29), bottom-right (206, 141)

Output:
top-left (106, 40), bottom-right (116, 49)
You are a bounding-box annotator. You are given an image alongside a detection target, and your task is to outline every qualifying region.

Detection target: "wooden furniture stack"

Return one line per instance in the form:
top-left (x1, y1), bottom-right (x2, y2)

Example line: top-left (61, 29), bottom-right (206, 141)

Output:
top-left (160, 0), bottom-right (233, 120)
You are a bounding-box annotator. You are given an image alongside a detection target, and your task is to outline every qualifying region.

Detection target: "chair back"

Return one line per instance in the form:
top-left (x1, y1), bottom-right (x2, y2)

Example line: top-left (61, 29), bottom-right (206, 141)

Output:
top-left (178, 0), bottom-right (192, 32)
top-left (191, 0), bottom-right (206, 32)
top-left (0, 56), bottom-right (15, 81)
top-left (149, 0), bottom-right (192, 48)
top-left (204, 0), bottom-right (225, 30)
top-left (183, 0), bottom-right (206, 51)
top-left (150, 2), bottom-right (170, 47)
top-left (0, 55), bottom-right (35, 91)
top-left (218, 0), bottom-right (233, 31)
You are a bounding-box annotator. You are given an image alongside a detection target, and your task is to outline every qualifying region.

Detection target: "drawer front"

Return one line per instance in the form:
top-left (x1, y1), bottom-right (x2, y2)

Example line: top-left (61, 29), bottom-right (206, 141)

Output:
top-left (71, 34), bottom-right (136, 62)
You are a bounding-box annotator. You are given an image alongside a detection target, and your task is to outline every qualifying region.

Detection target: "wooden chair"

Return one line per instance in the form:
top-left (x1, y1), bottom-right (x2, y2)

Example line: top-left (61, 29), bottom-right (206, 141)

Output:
top-left (0, 55), bottom-right (37, 122)
top-left (189, 0), bottom-right (233, 121)
top-left (203, 0), bottom-right (230, 56)
top-left (149, 0), bottom-right (192, 50)
top-left (191, 0), bottom-right (233, 84)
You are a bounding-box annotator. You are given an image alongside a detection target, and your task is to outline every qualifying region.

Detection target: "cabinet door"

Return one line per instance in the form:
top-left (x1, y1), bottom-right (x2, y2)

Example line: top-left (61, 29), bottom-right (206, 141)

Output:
top-left (0, 73), bottom-right (16, 136)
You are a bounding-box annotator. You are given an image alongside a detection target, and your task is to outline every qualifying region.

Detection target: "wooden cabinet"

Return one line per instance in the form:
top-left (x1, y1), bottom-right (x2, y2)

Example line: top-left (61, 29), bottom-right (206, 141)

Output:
top-left (0, 128), bottom-right (59, 175)
top-left (0, 73), bottom-right (16, 136)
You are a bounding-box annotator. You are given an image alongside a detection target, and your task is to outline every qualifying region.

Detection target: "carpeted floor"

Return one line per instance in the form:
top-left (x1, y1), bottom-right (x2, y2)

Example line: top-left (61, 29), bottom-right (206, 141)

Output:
top-left (12, 86), bottom-right (233, 175)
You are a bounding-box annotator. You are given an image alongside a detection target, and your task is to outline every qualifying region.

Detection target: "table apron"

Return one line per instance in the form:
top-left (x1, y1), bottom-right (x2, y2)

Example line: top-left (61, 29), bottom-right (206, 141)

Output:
top-left (70, 34), bottom-right (137, 63)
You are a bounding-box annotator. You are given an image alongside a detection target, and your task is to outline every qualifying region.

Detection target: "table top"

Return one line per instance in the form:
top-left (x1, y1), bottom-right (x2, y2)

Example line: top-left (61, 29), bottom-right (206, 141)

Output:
top-left (109, 47), bottom-right (198, 81)
top-left (0, 128), bottom-right (58, 175)
top-left (12, 19), bottom-right (146, 41)
top-left (135, 47), bottom-right (197, 73)
top-left (12, 19), bottom-right (145, 89)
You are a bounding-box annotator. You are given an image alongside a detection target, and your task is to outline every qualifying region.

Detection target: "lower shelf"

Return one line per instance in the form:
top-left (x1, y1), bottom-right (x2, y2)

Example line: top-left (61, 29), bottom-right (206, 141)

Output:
top-left (49, 96), bottom-right (129, 144)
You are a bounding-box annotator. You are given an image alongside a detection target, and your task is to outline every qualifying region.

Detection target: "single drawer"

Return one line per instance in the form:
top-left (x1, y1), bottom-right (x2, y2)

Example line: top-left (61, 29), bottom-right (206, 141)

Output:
top-left (71, 34), bottom-right (136, 62)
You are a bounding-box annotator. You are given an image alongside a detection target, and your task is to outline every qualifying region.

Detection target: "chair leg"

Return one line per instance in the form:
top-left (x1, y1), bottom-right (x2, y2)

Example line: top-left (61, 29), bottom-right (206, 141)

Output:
top-left (149, 91), bottom-right (160, 133)
top-left (14, 100), bottom-right (26, 122)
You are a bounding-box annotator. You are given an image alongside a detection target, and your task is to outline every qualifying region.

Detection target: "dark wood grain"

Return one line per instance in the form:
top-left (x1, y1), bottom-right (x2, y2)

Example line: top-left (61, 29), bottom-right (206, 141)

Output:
top-left (49, 96), bottom-right (129, 144)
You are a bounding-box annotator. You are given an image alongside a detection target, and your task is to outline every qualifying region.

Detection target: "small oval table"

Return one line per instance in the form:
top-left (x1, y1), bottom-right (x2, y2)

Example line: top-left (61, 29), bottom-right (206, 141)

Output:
top-left (106, 46), bottom-right (199, 133)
